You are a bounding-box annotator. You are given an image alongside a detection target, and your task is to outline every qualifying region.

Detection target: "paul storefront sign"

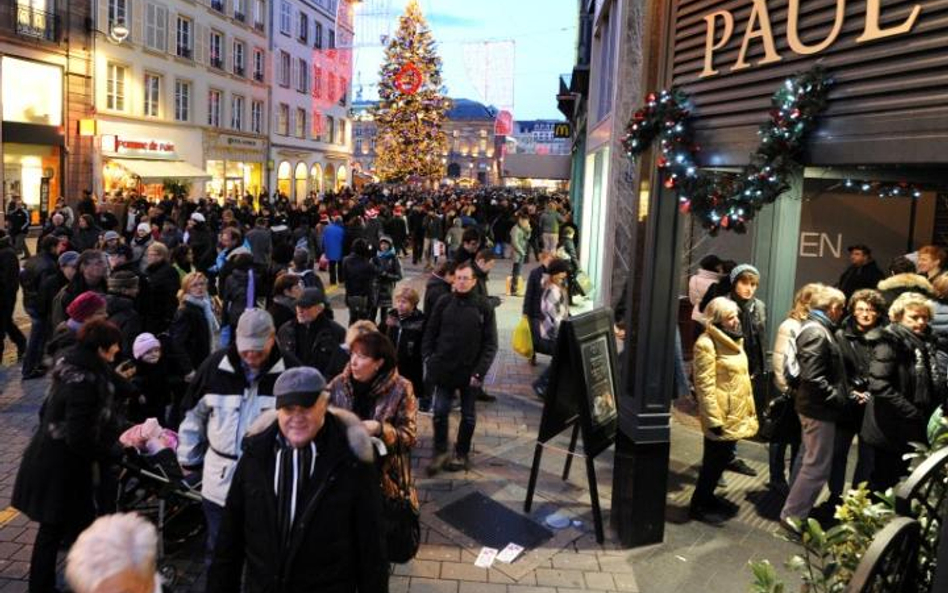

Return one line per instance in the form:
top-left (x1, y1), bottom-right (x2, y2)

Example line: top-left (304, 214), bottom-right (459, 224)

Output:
top-left (700, 0), bottom-right (922, 77)
top-left (101, 135), bottom-right (177, 159)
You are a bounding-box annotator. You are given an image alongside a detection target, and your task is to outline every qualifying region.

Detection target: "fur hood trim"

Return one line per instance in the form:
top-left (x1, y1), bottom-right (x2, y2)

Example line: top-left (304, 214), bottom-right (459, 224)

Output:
top-left (878, 273), bottom-right (933, 294)
top-left (245, 406), bottom-right (374, 463)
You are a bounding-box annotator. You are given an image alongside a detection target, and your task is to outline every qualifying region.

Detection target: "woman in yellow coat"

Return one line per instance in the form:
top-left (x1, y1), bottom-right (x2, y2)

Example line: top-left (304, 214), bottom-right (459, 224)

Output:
top-left (689, 296), bottom-right (759, 523)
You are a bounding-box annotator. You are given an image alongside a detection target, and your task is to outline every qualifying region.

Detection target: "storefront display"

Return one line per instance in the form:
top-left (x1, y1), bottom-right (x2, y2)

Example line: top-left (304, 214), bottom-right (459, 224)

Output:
top-left (98, 127), bottom-right (208, 200)
top-left (3, 144), bottom-right (60, 221)
top-left (204, 133), bottom-right (267, 203)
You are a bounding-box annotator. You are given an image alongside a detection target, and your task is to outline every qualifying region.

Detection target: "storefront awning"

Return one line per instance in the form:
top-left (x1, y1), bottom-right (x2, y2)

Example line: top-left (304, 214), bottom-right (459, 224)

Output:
top-left (110, 158), bottom-right (211, 182)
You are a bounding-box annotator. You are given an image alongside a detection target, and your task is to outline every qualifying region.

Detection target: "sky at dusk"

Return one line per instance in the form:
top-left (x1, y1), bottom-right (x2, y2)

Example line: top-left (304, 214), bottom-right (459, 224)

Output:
top-left (351, 0), bottom-right (578, 121)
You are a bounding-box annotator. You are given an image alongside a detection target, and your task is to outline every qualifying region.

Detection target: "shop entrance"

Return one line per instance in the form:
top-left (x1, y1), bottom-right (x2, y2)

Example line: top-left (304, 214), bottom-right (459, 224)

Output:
top-left (3, 143), bottom-right (59, 222)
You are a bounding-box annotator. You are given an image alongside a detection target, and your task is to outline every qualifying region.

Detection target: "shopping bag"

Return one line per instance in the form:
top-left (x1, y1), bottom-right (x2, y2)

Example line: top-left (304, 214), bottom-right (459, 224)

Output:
top-left (318, 253), bottom-right (329, 271)
top-left (512, 316), bottom-right (534, 358)
top-left (576, 270), bottom-right (593, 294)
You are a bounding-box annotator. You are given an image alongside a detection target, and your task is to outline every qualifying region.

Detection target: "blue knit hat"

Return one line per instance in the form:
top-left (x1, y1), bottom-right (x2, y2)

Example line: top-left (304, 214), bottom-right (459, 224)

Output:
top-left (730, 263), bottom-right (760, 284)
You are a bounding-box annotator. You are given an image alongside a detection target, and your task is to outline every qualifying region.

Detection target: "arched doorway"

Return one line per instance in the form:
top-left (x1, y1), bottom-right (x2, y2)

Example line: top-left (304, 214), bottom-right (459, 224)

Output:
top-left (277, 161), bottom-right (291, 196)
top-left (323, 164), bottom-right (335, 192)
top-left (336, 165), bottom-right (347, 190)
top-left (310, 164), bottom-right (323, 196)
top-left (447, 162), bottom-right (461, 178)
top-left (294, 162), bottom-right (308, 203)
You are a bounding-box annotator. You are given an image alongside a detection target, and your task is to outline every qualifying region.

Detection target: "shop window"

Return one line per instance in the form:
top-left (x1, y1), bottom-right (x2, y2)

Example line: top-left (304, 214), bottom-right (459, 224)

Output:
top-left (208, 89), bottom-right (222, 127)
top-left (174, 80), bottom-right (190, 121)
top-left (310, 164), bottom-right (322, 194)
top-left (253, 48), bottom-right (264, 82)
top-left (336, 165), bottom-right (346, 189)
top-left (279, 51), bottom-right (290, 87)
top-left (277, 103), bottom-right (289, 135)
top-left (231, 95), bottom-right (244, 130)
top-left (279, 2), bottom-right (291, 35)
top-left (106, 62), bottom-right (126, 111)
top-left (209, 30), bottom-right (224, 69)
top-left (297, 58), bottom-right (308, 93)
top-left (277, 161), bottom-right (291, 195)
top-left (144, 3), bottom-right (167, 51)
top-left (1, 57), bottom-right (62, 126)
top-left (323, 164), bottom-right (335, 191)
top-left (108, 0), bottom-right (128, 35)
top-left (176, 16), bottom-right (192, 58)
top-left (298, 12), bottom-right (308, 43)
top-left (294, 162), bottom-right (307, 202)
top-left (251, 100), bottom-right (263, 134)
top-left (233, 41), bottom-right (245, 77)
top-left (144, 73), bottom-right (160, 117)
top-left (296, 108), bottom-right (306, 138)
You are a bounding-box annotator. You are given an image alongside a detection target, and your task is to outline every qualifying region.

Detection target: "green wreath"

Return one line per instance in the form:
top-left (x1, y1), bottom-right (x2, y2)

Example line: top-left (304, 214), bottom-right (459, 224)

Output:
top-left (622, 66), bottom-right (833, 233)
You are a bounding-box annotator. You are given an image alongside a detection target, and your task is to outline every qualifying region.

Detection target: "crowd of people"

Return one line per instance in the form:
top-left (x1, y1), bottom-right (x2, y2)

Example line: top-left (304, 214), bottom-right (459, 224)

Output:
top-left (3, 185), bottom-right (582, 593)
top-left (686, 244), bottom-right (948, 528)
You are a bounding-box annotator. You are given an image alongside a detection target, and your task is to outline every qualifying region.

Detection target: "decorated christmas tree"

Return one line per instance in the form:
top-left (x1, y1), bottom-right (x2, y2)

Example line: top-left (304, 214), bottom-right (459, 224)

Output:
top-left (372, 0), bottom-right (449, 183)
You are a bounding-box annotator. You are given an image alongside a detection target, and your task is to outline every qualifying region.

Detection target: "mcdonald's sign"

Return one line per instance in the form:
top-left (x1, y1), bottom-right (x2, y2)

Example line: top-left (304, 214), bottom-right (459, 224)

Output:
top-left (554, 123), bottom-right (572, 138)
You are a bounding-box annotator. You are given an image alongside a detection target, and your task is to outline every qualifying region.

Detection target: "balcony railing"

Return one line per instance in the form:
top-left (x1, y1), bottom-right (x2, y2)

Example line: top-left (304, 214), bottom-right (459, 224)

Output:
top-left (253, 72), bottom-right (263, 83)
top-left (253, 20), bottom-right (264, 32)
top-left (234, 65), bottom-right (244, 77)
top-left (210, 57), bottom-right (223, 69)
top-left (15, 6), bottom-right (59, 42)
top-left (176, 46), bottom-right (192, 59)
top-left (211, 0), bottom-right (224, 12)
top-left (234, 11), bottom-right (245, 22)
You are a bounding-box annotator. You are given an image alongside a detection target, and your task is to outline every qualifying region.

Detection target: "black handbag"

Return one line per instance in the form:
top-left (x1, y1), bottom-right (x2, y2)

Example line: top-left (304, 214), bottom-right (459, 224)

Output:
top-left (382, 444), bottom-right (420, 564)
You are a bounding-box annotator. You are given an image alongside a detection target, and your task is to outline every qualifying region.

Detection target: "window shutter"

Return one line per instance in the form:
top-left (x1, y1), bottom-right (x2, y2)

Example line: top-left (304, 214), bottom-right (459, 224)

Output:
top-left (169, 11), bottom-right (177, 53)
top-left (157, 6), bottom-right (167, 51)
top-left (131, 0), bottom-right (143, 43)
top-left (195, 23), bottom-right (207, 64)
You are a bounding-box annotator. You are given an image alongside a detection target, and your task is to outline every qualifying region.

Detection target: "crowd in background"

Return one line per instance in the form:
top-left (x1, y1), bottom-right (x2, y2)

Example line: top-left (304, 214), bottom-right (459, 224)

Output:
top-left (2, 184), bottom-right (584, 593)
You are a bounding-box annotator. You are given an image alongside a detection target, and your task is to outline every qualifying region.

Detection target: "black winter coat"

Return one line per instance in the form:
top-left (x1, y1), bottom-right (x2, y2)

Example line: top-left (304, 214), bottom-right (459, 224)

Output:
top-left (20, 252), bottom-right (57, 312)
top-left (372, 252), bottom-right (402, 309)
top-left (863, 324), bottom-right (944, 452)
top-left (383, 308), bottom-right (425, 396)
top-left (0, 244), bottom-right (20, 311)
top-left (106, 293), bottom-right (144, 359)
top-left (169, 301), bottom-right (212, 373)
top-left (144, 261), bottom-right (181, 334)
top-left (422, 291), bottom-right (498, 388)
top-left (835, 317), bottom-right (881, 433)
top-left (276, 315), bottom-right (348, 381)
top-left (267, 296), bottom-right (296, 336)
top-left (522, 264), bottom-right (547, 320)
top-left (423, 275), bottom-right (451, 319)
top-left (208, 414), bottom-right (388, 593)
top-left (342, 254), bottom-right (377, 300)
top-left (12, 345), bottom-right (128, 524)
top-left (794, 313), bottom-right (847, 422)
top-left (838, 261), bottom-right (885, 299)
top-left (188, 224), bottom-right (217, 273)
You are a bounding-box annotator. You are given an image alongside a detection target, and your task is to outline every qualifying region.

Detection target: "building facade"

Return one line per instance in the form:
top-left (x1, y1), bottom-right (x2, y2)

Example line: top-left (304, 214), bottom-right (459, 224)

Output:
top-left (269, 0), bottom-right (353, 202)
top-left (0, 0), bottom-right (94, 221)
top-left (352, 97), bottom-right (500, 186)
top-left (92, 0), bottom-right (270, 202)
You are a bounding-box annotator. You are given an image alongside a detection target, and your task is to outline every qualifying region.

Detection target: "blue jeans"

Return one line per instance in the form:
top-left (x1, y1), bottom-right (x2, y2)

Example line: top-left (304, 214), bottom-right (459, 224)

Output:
top-left (203, 499), bottom-right (224, 569)
top-left (432, 384), bottom-right (477, 456)
top-left (22, 309), bottom-right (47, 376)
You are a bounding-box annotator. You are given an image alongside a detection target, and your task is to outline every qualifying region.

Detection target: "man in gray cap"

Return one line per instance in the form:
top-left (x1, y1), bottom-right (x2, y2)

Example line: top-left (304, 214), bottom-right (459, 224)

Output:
top-left (178, 308), bottom-right (300, 567)
top-left (209, 366), bottom-right (387, 593)
top-left (276, 286), bottom-right (347, 381)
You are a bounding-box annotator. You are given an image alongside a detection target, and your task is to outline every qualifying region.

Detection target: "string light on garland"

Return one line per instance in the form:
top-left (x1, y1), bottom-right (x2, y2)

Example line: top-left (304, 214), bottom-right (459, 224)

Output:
top-left (622, 66), bottom-right (833, 233)
top-left (841, 179), bottom-right (923, 199)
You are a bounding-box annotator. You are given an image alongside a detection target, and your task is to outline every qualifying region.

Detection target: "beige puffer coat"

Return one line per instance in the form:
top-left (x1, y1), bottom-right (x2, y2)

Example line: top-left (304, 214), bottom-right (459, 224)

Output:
top-left (692, 324), bottom-right (759, 441)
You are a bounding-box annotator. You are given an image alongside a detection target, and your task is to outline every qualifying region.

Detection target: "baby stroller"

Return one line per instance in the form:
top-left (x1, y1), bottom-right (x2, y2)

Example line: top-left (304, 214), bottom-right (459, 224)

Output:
top-left (116, 447), bottom-right (204, 585)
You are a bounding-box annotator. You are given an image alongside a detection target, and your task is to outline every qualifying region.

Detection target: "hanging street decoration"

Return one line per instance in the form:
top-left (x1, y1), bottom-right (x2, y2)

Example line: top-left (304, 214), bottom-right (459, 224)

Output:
top-left (394, 62), bottom-right (423, 95)
top-left (622, 65), bottom-right (833, 233)
top-left (839, 179), bottom-right (923, 199)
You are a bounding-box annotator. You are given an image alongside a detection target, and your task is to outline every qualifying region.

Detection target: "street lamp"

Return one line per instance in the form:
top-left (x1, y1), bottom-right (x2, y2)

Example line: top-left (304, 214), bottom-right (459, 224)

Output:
top-left (109, 23), bottom-right (129, 44)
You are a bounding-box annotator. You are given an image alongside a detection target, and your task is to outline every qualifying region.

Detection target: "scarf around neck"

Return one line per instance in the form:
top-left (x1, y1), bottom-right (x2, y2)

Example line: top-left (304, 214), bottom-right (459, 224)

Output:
top-left (184, 294), bottom-right (220, 338)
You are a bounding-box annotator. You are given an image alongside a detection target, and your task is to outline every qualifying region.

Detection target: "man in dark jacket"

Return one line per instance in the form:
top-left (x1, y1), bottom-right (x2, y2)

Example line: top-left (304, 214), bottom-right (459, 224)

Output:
top-left (0, 231), bottom-right (26, 363)
top-left (276, 287), bottom-right (348, 381)
top-left (54, 250), bottom-right (109, 326)
top-left (208, 367), bottom-right (388, 593)
top-left (780, 285), bottom-right (847, 525)
top-left (20, 236), bottom-right (60, 378)
top-left (423, 261), bottom-right (456, 317)
top-left (105, 271), bottom-right (144, 360)
top-left (523, 251), bottom-right (553, 363)
top-left (186, 212), bottom-right (217, 275)
top-left (245, 217), bottom-right (273, 267)
top-left (837, 244), bottom-right (885, 299)
top-left (453, 228), bottom-right (480, 265)
top-left (7, 196), bottom-right (31, 258)
top-left (423, 261), bottom-right (498, 474)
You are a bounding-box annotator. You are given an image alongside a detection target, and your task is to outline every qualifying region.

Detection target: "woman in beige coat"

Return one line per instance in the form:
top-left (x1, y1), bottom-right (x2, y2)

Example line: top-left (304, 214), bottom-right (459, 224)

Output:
top-left (689, 297), bottom-right (759, 523)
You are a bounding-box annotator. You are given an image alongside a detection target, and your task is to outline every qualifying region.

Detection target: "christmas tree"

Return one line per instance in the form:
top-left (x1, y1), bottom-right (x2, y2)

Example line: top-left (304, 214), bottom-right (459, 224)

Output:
top-left (373, 0), bottom-right (449, 183)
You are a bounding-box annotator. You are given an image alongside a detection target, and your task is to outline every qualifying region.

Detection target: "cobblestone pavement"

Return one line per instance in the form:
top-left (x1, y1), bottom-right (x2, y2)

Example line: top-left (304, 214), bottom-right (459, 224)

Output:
top-left (0, 254), bottom-right (801, 593)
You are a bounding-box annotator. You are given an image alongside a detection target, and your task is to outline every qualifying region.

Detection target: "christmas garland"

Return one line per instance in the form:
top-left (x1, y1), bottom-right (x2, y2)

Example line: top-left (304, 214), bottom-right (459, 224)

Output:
top-left (622, 66), bottom-right (833, 233)
top-left (839, 179), bottom-right (923, 199)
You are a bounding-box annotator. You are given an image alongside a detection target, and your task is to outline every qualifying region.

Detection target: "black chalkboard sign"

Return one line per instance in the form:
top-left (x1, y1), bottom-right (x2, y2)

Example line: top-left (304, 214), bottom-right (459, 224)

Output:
top-left (525, 308), bottom-right (619, 543)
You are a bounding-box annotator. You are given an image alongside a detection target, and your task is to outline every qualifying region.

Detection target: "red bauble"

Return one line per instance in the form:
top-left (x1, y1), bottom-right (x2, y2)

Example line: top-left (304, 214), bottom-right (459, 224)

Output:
top-left (721, 216), bottom-right (730, 229)
top-left (664, 177), bottom-right (676, 189)
top-left (633, 110), bottom-right (645, 121)
top-left (680, 201), bottom-right (691, 213)
top-left (657, 156), bottom-right (668, 168)
top-left (646, 92), bottom-right (657, 103)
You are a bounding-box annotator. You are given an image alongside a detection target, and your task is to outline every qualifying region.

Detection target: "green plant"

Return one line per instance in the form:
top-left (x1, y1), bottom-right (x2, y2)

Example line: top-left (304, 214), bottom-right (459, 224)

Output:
top-left (163, 178), bottom-right (192, 198)
top-left (749, 485), bottom-right (894, 593)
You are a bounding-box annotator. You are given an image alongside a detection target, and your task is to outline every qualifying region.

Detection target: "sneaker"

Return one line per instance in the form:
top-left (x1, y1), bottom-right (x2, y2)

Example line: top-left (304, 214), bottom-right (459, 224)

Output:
top-left (426, 453), bottom-right (450, 477)
top-left (727, 458), bottom-right (758, 477)
top-left (445, 453), bottom-right (471, 472)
